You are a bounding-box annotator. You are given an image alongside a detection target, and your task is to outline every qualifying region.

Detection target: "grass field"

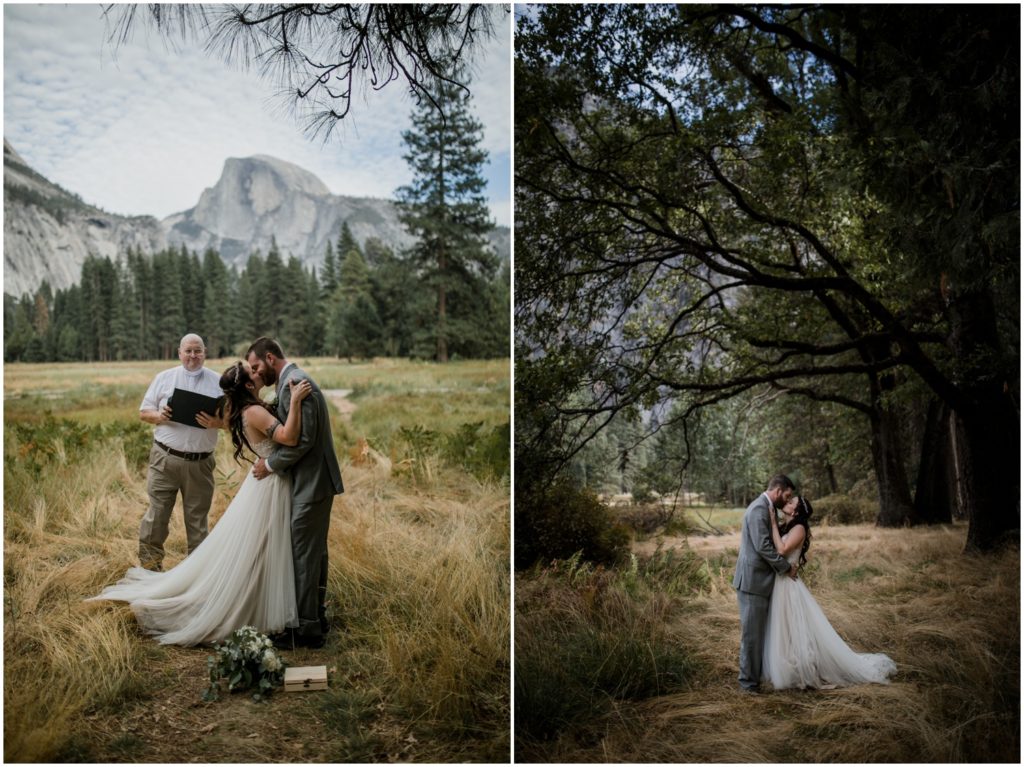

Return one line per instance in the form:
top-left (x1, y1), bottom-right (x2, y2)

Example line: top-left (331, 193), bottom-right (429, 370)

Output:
top-left (516, 519), bottom-right (1019, 763)
top-left (4, 357), bottom-right (510, 763)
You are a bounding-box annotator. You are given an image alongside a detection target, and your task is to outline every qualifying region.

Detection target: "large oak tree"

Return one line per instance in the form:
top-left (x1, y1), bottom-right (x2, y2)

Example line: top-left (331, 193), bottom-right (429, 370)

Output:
top-left (515, 5), bottom-right (1018, 551)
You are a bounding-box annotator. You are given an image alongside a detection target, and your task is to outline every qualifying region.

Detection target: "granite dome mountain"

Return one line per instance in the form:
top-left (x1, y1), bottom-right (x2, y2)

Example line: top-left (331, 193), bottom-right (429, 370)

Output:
top-left (3, 141), bottom-right (509, 297)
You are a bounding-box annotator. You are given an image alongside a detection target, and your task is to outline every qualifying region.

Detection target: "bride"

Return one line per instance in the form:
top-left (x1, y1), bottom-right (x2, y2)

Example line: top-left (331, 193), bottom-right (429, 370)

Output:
top-left (88, 361), bottom-right (311, 646)
top-left (762, 495), bottom-right (897, 689)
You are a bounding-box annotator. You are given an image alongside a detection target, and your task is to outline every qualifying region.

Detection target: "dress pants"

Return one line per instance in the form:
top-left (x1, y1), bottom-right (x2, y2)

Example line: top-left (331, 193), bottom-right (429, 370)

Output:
top-left (737, 589), bottom-right (770, 690)
top-left (291, 495), bottom-right (333, 638)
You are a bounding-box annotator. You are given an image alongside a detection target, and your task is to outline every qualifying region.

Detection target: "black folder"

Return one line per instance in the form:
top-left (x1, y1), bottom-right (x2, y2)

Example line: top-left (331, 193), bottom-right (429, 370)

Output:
top-left (167, 388), bottom-right (224, 429)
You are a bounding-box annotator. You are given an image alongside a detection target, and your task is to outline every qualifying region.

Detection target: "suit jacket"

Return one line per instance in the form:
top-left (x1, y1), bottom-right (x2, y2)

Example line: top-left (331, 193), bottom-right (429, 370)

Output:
top-left (270, 363), bottom-right (344, 504)
top-left (732, 492), bottom-right (791, 596)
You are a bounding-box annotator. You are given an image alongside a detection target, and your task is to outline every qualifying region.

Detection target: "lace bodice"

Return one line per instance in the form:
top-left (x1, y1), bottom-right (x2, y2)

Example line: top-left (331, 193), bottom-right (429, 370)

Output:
top-left (251, 438), bottom-right (274, 459)
top-left (241, 412), bottom-right (276, 459)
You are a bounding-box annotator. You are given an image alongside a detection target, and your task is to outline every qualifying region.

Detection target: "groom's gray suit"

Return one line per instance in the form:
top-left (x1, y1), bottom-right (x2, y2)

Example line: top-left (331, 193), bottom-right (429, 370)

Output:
top-left (271, 362), bottom-right (343, 640)
top-left (732, 492), bottom-right (791, 690)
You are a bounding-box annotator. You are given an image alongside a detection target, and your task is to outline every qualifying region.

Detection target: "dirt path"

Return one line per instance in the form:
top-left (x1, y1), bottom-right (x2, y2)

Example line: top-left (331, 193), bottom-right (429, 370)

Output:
top-left (322, 388), bottom-right (356, 420)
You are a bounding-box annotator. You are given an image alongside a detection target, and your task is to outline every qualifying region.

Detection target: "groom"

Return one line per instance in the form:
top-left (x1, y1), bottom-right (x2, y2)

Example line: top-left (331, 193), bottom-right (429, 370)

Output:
top-left (247, 337), bottom-right (344, 649)
top-left (733, 474), bottom-right (798, 693)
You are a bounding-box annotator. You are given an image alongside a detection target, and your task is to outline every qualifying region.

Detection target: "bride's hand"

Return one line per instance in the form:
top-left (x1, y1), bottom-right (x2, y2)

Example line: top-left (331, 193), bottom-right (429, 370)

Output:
top-left (289, 379), bottom-right (312, 403)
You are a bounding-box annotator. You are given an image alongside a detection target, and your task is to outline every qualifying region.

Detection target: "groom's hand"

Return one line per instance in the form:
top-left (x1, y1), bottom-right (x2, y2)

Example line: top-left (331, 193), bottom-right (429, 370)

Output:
top-left (252, 458), bottom-right (271, 480)
top-left (788, 563), bottom-right (799, 580)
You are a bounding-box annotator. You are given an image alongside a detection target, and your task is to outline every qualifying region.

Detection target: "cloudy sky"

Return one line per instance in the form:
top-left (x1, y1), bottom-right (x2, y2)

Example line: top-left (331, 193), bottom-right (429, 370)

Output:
top-left (3, 4), bottom-right (511, 226)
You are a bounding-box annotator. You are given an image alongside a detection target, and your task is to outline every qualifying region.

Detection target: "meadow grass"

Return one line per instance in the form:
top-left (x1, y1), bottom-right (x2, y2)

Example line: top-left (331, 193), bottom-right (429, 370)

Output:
top-left (516, 522), bottom-right (1019, 763)
top-left (4, 358), bottom-right (510, 763)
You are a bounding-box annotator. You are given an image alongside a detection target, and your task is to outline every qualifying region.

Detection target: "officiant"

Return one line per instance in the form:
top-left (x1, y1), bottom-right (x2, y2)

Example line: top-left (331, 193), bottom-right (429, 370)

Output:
top-left (138, 332), bottom-right (223, 571)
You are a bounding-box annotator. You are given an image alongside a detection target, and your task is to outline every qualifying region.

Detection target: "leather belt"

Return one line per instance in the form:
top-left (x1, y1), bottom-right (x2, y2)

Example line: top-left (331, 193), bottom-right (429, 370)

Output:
top-left (155, 440), bottom-right (213, 461)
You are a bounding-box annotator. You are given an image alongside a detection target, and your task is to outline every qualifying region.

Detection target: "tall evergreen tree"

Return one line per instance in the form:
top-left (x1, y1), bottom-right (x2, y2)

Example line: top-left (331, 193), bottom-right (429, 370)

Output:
top-left (336, 221), bottom-right (361, 264)
top-left (320, 240), bottom-right (338, 300)
top-left (260, 241), bottom-right (287, 341)
top-left (201, 248), bottom-right (233, 357)
top-left (109, 263), bottom-right (138, 360)
top-left (397, 73), bottom-right (497, 362)
top-left (366, 238), bottom-right (416, 357)
top-left (152, 250), bottom-right (185, 358)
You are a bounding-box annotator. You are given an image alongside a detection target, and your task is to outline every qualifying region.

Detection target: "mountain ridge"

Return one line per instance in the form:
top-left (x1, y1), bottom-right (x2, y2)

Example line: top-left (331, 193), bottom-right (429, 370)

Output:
top-left (3, 142), bottom-right (510, 297)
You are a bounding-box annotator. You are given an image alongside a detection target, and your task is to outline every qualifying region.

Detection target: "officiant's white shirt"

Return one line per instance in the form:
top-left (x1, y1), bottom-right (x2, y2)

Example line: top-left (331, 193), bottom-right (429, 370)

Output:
top-left (141, 365), bottom-right (221, 452)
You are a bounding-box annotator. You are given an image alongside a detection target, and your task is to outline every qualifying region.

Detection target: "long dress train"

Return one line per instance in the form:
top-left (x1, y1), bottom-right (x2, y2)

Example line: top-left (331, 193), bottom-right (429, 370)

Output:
top-left (763, 549), bottom-right (896, 689)
top-left (88, 439), bottom-right (297, 646)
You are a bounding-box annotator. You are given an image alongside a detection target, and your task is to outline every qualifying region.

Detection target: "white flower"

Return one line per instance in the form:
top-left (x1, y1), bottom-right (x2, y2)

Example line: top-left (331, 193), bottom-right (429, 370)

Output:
top-left (261, 650), bottom-right (282, 672)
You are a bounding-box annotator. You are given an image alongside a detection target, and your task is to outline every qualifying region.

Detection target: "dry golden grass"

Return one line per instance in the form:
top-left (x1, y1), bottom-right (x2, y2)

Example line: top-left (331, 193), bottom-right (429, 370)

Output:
top-left (4, 359), bottom-right (509, 762)
top-left (519, 523), bottom-right (1019, 763)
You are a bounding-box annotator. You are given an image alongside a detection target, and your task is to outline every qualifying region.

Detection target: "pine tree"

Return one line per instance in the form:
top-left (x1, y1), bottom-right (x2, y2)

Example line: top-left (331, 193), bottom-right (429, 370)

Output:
top-left (261, 240), bottom-right (287, 341)
top-left (366, 238), bottom-right (415, 357)
top-left (320, 240), bottom-right (338, 300)
top-left (280, 256), bottom-right (312, 354)
top-left (109, 263), bottom-right (138, 360)
top-left (201, 248), bottom-right (233, 357)
top-left (397, 73), bottom-right (497, 362)
top-left (237, 253), bottom-right (263, 342)
top-left (336, 221), bottom-right (361, 263)
top-left (327, 247), bottom-right (382, 358)
top-left (152, 250), bottom-right (185, 359)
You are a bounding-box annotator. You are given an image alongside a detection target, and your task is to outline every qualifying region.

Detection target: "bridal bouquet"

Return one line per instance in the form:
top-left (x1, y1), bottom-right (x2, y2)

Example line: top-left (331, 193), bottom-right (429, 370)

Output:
top-left (203, 626), bottom-right (287, 702)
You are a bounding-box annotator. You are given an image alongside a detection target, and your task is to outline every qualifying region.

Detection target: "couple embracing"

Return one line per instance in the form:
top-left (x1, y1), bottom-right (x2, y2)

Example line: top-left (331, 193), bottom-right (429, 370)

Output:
top-left (734, 475), bottom-right (896, 693)
top-left (91, 337), bottom-right (342, 650)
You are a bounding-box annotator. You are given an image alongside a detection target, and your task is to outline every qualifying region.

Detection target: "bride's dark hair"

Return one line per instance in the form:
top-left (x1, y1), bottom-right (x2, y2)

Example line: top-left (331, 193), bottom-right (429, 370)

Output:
top-left (218, 361), bottom-right (274, 464)
top-left (782, 495), bottom-right (813, 567)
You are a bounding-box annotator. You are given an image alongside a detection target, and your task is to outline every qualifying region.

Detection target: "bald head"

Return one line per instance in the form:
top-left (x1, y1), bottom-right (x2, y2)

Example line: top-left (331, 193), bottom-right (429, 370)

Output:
top-left (178, 333), bottom-right (207, 372)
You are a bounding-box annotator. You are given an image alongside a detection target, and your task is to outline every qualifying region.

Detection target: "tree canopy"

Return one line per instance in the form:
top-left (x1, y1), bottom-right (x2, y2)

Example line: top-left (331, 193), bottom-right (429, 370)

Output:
top-left (515, 5), bottom-right (1019, 552)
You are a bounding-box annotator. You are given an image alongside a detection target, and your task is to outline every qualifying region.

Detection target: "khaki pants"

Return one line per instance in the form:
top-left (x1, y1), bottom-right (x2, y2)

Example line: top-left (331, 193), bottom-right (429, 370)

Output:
top-left (139, 444), bottom-right (215, 568)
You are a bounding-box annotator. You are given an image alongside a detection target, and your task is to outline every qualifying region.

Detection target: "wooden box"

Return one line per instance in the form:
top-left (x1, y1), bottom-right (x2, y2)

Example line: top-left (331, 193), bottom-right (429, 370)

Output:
top-left (284, 665), bottom-right (328, 692)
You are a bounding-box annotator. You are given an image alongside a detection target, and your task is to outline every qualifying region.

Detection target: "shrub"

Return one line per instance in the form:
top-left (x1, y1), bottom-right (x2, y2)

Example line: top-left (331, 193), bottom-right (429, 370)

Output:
top-left (814, 493), bottom-right (877, 524)
top-left (441, 421), bottom-right (510, 481)
top-left (617, 503), bottom-right (674, 535)
top-left (515, 480), bottom-right (629, 568)
top-left (396, 421), bottom-right (510, 482)
top-left (515, 562), bottom-right (695, 745)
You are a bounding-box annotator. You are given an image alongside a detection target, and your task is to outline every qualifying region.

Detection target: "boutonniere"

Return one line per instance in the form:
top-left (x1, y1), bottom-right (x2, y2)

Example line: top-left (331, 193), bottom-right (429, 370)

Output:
top-left (264, 391), bottom-right (278, 407)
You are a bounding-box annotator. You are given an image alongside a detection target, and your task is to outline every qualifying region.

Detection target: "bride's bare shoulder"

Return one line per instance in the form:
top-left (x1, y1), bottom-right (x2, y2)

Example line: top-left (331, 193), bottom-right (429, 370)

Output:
top-left (241, 404), bottom-right (275, 435)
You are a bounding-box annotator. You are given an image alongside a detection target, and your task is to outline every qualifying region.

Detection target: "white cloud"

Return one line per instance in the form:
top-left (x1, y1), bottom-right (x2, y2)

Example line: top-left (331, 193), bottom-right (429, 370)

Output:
top-left (3, 4), bottom-right (511, 226)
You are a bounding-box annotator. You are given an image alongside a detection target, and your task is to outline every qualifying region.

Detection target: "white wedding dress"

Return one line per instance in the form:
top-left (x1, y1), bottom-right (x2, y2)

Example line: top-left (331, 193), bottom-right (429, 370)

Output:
top-left (763, 549), bottom-right (896, 689)
top-left (89, 438), bottom-right (298, 646)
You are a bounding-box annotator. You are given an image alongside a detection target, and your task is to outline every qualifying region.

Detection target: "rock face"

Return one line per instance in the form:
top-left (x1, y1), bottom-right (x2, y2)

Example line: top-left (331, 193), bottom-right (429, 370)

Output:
top-left (163, 155), bottom-right (417, 269)
top-left (4, 143), bottom-right (510, 296)
top-left (3, 140), bottom-right (166, 296)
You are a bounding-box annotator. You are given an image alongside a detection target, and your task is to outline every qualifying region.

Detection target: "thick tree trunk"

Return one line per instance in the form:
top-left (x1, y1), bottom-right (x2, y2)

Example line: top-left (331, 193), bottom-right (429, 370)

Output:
top-left (910, 398), bottom-right (956, 524)
top-left (867, 371), bottom-right (916, 527)
top-left (950, 290), bottom-right (1020, 551)
top-left (870, 408), bottom-right (916, 526)
top-left (957, 400), bottom-right (1019, 551)
top-left (823, 443), bottom-right (840, 495)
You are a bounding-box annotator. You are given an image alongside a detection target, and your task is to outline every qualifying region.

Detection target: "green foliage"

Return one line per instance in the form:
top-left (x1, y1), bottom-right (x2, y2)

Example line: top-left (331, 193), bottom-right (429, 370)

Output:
top-left (203, 626), bottom-right (287, 702)
top-left (8, 416), bottom-right (151, 477)
top-left (5, 229), bottom-right (507, 364)
top-left (397, 74), bottom-right (503, 362)
top-left (814, 493), bottom-right (878, 525)
top-left (515, 556), bottom-right (696, 743)
top-left (515, 481), bottom-right (629, 568)
top-left (515, 5), bottom-right (1019, 549)
top-left (396, 421), bottom-right (510, 482)
top-left (441, 421), bottom-right (510, 481)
